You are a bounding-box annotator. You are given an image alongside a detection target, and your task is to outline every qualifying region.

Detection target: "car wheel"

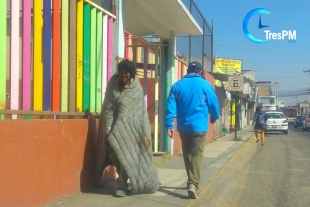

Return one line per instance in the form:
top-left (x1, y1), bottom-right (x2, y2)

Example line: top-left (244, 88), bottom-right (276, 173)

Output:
top-left (282, 130), bottom-right (288, 135)
top-left (307, 128), bottom-right (309, 131)
top-left (303, 128), bottom-right (305, 131)
top-left (294, 126), bottom-right (297, 128)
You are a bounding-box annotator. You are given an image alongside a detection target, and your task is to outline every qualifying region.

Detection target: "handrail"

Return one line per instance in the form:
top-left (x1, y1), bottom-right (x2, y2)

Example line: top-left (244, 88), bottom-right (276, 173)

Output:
top-left (0, 109), bottom-right (100, 117)
top-left (84, 0), bottom-right (116, 19)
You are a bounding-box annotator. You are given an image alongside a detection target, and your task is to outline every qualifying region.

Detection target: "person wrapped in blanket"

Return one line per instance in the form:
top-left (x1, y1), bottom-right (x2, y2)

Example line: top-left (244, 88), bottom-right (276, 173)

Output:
top-left (96, 59), bottom-right (159, 197)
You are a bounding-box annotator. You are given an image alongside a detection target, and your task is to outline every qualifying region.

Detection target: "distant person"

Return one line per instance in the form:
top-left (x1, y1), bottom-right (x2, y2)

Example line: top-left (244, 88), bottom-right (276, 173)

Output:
top-left (165, 61), bottom-right (221, 199)
top-left (252, 106), bottom-right (268, 145)
top-left (96, 59), bottom-right (159, 197)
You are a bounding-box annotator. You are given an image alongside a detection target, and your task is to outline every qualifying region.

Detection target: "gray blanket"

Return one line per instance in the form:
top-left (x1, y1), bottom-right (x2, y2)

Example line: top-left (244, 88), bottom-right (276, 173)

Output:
top-left (97, 74), bottom-right (159, 194)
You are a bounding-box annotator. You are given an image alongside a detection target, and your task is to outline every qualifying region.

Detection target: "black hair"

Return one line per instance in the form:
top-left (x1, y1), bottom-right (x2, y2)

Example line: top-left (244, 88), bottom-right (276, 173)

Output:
top-left (187, 66), bottom-right (202, 74)
top-left (118, 59), bottom-right (136, 78)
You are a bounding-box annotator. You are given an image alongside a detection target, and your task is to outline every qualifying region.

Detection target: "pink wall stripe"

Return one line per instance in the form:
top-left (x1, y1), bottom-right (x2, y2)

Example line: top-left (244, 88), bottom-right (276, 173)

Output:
top-left (10, 0), bottom-right (20, 110)
top-left (22, 0), bottom-right (32, 110)
top-left (128, 34), bottom-right (133, 60)
top-left (102, 15), bottom-right (108, 102)
top-left (107, 17), bottom-right (114, 80)
top-left (144, 47), bottom-right (148, 107)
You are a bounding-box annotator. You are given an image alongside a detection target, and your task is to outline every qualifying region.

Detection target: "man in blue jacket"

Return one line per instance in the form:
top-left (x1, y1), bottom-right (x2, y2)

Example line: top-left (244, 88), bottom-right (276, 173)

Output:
top-left (165, 61), bottom-right (220, 199)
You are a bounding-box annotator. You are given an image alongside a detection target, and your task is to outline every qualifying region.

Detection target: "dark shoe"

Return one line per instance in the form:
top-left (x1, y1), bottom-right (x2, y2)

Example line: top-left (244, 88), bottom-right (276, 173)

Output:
top-left (115, 189), bottom-right (127, 197)
top-left (256, 137), bottom-right (259, 143)
top-left (188, 184), bottom-right (198, 199)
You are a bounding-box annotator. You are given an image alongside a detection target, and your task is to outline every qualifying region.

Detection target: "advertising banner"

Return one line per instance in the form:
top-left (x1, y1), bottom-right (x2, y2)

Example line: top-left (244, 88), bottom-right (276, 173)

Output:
top-left (214, 58), bottom-right (242, 88)
top-left (215, 58), bottom-right (242, 74)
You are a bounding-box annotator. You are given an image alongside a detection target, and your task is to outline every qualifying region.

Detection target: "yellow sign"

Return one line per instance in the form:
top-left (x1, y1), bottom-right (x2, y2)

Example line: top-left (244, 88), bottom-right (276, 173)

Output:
top-left (215, 58), bottom-right (242, 74)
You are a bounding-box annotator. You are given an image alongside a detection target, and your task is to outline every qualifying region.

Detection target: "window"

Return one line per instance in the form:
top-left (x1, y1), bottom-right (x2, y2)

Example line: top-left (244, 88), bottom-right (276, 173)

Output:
top-left (266, 113), bottom-right (284, 119)
top-left (297, 116), bottom-right (306, 120)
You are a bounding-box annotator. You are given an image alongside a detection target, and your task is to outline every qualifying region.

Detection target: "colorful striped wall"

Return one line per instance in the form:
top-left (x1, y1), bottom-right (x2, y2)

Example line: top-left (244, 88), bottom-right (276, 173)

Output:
top-left (0, 1), bottom-right (6, 120)
top-left (0, 0), bottom-right (115, 117)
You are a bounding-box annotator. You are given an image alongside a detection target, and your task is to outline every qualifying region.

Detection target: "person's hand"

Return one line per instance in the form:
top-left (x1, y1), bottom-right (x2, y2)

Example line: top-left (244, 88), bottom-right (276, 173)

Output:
top-left (210, 118), bottom-right (216, 124)
top-left (168, 129), bottom-right (174, 138)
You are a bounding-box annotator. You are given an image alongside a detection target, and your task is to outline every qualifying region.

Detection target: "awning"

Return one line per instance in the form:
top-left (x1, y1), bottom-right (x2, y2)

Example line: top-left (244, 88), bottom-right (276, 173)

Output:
top-left (125, 0), bottom-right (203, 39)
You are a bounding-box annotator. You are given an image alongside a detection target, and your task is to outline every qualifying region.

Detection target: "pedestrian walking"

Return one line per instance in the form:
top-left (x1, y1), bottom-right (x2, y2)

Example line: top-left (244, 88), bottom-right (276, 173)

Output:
top-left (165, 61), bottom-right (221, 199)
top-left (252, 106), bottom-right (268, 145)
top-left (96, 59), bottom-right (159, 197)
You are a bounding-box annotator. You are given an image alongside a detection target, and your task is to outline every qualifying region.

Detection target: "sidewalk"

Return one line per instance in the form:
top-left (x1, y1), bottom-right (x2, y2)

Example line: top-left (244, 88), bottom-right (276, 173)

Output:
top-left (43, 126), bottom-right (254, 207)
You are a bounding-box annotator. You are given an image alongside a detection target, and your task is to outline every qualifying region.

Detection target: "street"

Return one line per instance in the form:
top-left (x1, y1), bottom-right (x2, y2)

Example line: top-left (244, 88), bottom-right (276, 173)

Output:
top-left (190, 125), bottom-right (310, 207)
top-left (235, 125), bottom-right (310, 207)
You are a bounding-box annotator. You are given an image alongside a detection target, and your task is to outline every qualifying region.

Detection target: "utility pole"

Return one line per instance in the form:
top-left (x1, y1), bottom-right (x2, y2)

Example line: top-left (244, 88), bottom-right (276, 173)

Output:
top-left (293, 96), bottom-right (297, 107)
top-left (274, 82), bottom-right (279, 107)
top-left (303, 70), bottom-right (310, 102)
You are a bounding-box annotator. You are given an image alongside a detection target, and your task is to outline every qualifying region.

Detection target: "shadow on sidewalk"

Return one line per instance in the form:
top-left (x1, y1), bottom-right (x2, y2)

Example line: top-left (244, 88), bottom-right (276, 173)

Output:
top-left (156, 186), bottom-right (189, 199)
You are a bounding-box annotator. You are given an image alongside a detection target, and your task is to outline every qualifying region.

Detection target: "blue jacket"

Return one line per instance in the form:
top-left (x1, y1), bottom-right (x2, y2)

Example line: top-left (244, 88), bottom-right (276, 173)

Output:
top-left (252, 110), bottom-right (268, 129)
top-left (165, 74), bottom-right (221, 132)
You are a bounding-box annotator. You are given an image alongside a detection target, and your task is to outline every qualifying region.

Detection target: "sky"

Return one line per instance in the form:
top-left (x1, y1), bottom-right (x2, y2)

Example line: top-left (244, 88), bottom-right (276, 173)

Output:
top-left (195, 0), bottom-right (310, 106)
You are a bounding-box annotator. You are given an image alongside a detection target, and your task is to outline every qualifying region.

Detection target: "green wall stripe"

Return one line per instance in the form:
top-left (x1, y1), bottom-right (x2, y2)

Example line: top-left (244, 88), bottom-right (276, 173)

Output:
top-left (83, 4), bottom-right (91, 112)
top-left (90, 7), bottom-right (97, 112)
top-left (96, 11), bottom-right (103, 113)
top-left (0, 0), bottom-right (6, 110)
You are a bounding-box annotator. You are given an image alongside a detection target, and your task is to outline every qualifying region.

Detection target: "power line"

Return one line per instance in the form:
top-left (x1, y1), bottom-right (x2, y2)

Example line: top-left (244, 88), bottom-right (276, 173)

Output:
top-left (256, 75), bottom-right (305, 80)
top-left (214, 42), bottom-right (309, 56)
top-left (278, 94), bottom-right (309, 98)
top-left (279, 88), bottom-right (310, 93)
top-left (304, 70), bottom-right (310, 75)
top-left (278, 91), bottom-right (310, 97)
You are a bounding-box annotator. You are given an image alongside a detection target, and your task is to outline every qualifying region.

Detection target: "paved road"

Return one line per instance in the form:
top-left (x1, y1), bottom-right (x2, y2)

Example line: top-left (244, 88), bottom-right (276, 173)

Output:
top-left (189, 126), bottom-right (310, 207)
top-left (234, 126), bottom-right (310, 207)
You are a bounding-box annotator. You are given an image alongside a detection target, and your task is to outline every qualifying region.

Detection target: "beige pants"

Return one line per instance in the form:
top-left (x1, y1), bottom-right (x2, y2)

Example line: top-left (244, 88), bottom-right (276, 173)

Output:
top-left (179, 132), bottom-right (206, 189)
top-left (254, 129), bottom-right (265, 144)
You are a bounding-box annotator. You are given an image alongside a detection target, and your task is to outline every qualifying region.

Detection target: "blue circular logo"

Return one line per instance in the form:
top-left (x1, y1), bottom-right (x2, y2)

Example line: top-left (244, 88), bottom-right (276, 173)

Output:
top-left (243, 8), bottom-right (271, 43)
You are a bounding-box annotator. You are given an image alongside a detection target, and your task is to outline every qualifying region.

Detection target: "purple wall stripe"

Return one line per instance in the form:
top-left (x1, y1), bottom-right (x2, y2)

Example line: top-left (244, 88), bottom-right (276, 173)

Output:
top-left (102, 15), bottom-right (108, 103)
top-left (43, 0), bottom-right (52, 110)
top-left (107, 17), bottom-right (114, 80)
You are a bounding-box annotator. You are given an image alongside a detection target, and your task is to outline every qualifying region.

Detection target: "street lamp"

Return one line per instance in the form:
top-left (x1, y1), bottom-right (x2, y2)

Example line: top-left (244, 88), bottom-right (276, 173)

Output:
top-left (293, 96), bottom-right (297, 106)
top-left (304, 100), bottom-right (309, 114)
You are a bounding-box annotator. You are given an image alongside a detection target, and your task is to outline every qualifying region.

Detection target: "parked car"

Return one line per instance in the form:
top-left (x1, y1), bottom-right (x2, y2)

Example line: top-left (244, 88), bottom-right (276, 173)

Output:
top-left (302, 114), bottom-right (310, 131)
top-left (287, 117), bottom-right (296, 124)
top-left (294, 115), bottom-right (306, 128)
top-left (265, 111), bottom-right (288, 134)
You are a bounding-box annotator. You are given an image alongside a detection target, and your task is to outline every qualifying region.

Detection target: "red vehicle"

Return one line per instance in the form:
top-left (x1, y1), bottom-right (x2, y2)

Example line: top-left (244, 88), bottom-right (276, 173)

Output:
top-left (303, 114), bottom-right (310, 131)
top-left (282, 108), bottom-right (297, 124)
